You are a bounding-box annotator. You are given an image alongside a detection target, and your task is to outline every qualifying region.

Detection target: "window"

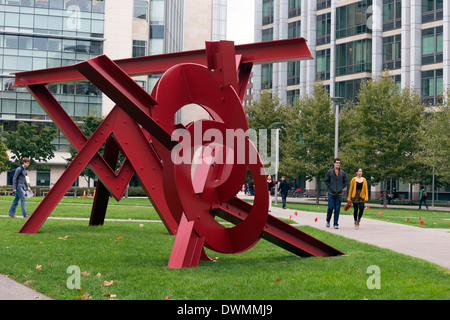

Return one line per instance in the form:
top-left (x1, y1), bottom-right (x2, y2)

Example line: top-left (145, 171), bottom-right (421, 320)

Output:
top-left (317, 13), bottom-right (331, 45)
top-left (422, 27), bottom-right (443, 65)
top-left (288, 20), bottom-right (301, 39)
top-left (336, 0), bottom-right (372, 39)
top-left (383, 34), bottom-right (401, 69)
top-left (335, 78), bottom-right (368, 102)
top-left (383, 0), bottom-right (401, 31)
top-left (134, 0), bottom-right (148, 20)
top-left (316, 49), bottom-right (330, 80)
top-left (262, 28), bottom-right (273, 42)
top-left (422, 69), bottom-right (443, 106)
top-left (287, 89), bottom-right (299, 106)
top-left (287, 61), bottom-right (300, 85)
top-left (263, 0), bottom-right (274, 25)
top-left (336, 39), bottom-right (372, 76)
top-left (261, 64), bottom-right (273, 89)
top-left (317, 0), bottom-right (331, 10)
top-left (422, 0), bottom-right (443, 23)
top-left (288, 0), bottom-right (301, 18)
top-left (36, 171), bottom-right (50, 186)
top-left (133, 40), bottom-right (147, 57)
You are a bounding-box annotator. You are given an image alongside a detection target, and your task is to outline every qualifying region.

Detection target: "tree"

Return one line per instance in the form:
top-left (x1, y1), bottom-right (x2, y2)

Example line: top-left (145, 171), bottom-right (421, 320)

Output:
top-left (417, 91), bottom-right (450, 187)
top-left (340, 72), bottom-right (425, 207)
top-left (294, 81), bottom-right (336, 204)
top-left (3, 122), bottom-right (57, 166)
top-left (0, 135), bottom-right (9, 173)
top-left (246, 91), bottom-right (301, 180)
top-left (66, 114), bottom-right (104, 188)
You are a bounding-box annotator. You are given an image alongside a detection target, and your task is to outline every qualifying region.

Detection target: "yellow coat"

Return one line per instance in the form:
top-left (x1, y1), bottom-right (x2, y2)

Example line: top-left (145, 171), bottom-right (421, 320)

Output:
top-left (348, 177), bottom-right (369, 202)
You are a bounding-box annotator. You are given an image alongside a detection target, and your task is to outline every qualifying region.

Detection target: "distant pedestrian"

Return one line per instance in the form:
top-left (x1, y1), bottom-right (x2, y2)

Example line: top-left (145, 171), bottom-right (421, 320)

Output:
top-left (278, 176), bottom-right (290, 209)
top-left (347, 168), bottom-right (369, 229)
top-left (419, 186), bottom-right (428, 210)
top-left (8, 157), bottom-right (31, 218)
top-left (324, 158), bottom-right (347, 229)
top-left (267, 175), bottom-right (274, 212)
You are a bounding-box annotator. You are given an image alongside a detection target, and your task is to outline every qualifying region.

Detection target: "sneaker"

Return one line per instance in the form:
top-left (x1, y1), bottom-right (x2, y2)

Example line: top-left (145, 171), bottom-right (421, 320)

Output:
top-left (326, 221), bottom-right (330, 228)
top-left (8, 214), bottom-right (14, 218)
top-left (334, 225), bottom-right (339, 229)
top-left (23, 214), bottom-right (29, 218)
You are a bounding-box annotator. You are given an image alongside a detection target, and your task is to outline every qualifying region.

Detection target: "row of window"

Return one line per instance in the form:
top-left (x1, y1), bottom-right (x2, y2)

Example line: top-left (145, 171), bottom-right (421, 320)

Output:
top-left (1, 0), bottom-right (105, 13)
top-left (0, 3), bottom-right (105, 38)
top-left (284, 69), bottom-right (443, 106)
top-left (264, 0), bottom-right (443, 31)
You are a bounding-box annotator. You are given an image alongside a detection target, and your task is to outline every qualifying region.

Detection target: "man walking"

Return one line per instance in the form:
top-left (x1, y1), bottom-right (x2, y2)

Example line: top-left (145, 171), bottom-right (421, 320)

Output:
top-left (278, 176), bottom-right (290, 209)
top-left (324, 158), bottom-right (347, 229)
top-left (8, 157), bottom-right (31, 218)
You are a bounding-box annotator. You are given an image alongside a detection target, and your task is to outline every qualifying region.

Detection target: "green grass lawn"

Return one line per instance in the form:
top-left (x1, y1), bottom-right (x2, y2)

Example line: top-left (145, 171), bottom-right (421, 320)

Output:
top-left (0, 196), bottom-right (449, 300)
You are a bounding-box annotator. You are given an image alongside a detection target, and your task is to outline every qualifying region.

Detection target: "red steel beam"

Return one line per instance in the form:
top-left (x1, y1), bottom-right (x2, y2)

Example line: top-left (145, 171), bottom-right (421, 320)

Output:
top-left (13, 38), bottom-right (312, 86)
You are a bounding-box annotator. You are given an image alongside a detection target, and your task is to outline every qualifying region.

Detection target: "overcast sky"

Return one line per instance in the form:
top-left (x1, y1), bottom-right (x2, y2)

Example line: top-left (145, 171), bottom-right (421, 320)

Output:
top-left (226, 0), bottom-right (255, 44)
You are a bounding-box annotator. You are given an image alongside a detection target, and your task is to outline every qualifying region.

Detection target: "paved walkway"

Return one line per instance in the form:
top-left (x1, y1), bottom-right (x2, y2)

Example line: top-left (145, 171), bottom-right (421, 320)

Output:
top-left (1, 197), bottom-right (449, 300)
top-left (268, 205), bottom-right (450, 270)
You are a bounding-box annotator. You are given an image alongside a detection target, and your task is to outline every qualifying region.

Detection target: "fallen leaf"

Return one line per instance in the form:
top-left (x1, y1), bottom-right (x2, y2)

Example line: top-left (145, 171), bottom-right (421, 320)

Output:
top-left (58, 235), bottom-right (69, 240)
top-left (117, 236), bottom-right (124, 240)
top-left (165, 296), bottom-right (174, 300)
top-left (104, 280), bottom-right (115, 286)
top-left (273, 278), bottom-right (282, 283)
top-left (35, 265), bottom-right (42, 270)
top-left (96, 273), bottom-right (102, 277)
top-left (139, 224), bottom-right (144, 227)
top-left (81, 271), bottom-right (90, 276)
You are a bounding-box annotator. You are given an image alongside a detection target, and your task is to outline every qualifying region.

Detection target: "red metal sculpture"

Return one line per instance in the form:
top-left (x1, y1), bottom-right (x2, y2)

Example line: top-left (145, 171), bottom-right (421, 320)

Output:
top-left (14, 39), bottom-right (343, 268)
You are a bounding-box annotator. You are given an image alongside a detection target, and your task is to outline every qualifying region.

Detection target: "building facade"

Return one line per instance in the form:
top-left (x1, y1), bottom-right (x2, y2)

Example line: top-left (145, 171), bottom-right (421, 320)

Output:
top-left (0, 0), bottom-right (226, 189)
top-left (253, 0), bottom-right (448, 200)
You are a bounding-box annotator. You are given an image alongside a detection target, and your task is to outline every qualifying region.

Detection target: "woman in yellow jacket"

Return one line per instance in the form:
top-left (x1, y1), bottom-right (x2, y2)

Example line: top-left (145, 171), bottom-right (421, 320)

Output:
top-left (348, 168), bottom-right (369, 229)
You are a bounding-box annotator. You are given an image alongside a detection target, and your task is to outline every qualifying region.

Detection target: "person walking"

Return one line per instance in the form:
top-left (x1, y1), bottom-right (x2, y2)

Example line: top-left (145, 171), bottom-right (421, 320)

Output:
top-left (419, 186), bottom-right (428, 210)
top-left (267, 175), bottom-right (274, 212)
top-left (278, 176), bottom-right (290, 209)
top-left (347, 168), bottom-right (369, 229)
top-left (324, 158), bottom-right (347, 229)
top-left (8, 157), bottom-right (31, 218)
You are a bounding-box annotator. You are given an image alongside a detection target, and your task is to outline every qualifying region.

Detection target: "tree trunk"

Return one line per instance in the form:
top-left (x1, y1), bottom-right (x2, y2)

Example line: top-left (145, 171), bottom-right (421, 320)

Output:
top-left (382, 178), bottom-right (387, 208)
top-left (315, 177), bottom-right (320, 205)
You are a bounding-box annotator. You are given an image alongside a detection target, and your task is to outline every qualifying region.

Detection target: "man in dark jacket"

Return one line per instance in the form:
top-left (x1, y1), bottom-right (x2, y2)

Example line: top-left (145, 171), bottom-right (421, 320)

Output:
top-left (8, 157), bottom-right (31, 218)
top-left (324, 158), bottom-right (347, 229)
top-left (278, 176), bottom-right (290, 209)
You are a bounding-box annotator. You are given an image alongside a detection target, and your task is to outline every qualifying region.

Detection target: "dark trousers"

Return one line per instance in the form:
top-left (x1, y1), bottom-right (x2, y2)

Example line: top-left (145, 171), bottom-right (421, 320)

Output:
top-left (327, 193), bottom-right (342, 226)
top-left (353, 202), bottom-right (365, 221)
top-left (281, 192), bottom-right (287, 208)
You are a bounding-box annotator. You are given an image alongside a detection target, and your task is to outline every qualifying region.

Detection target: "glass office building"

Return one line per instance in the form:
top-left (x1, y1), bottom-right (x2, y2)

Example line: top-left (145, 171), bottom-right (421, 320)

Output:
top-left (253, 0), bottom-right (449, 199)
top-left (254, 0), bottom-right (448, 106)
top-left (0, 0), bottom-right (105, 151)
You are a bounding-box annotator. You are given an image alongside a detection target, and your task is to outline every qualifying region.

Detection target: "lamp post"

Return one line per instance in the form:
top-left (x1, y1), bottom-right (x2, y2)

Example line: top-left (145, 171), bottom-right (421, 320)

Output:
top-left (331, 97), bottom-right (344, 158)
top-left (271, 122), bottom-right (284, 205)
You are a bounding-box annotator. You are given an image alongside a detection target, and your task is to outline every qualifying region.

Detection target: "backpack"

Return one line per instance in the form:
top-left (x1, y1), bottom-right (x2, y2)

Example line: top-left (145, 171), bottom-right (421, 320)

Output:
top-left (8, 167), bottom-right (21, 185)
top-left (423, 191), bottom-right (428, 199)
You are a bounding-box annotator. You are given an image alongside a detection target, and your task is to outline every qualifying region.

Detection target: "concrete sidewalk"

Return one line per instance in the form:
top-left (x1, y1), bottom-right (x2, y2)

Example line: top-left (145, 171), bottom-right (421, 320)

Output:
top-left (268, 205), bottom-right (450, 270)
top-left (0, 274), bottom-right (52, 300)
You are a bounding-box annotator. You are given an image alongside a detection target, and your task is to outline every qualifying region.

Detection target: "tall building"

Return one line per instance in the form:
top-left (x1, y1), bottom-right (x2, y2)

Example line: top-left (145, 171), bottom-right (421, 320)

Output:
top-left (0, 0), bottom-right (225, 188)
top-left (253, 0), bottom-right (448, 199)
top-left (254, 0), bottom-right (448, 106)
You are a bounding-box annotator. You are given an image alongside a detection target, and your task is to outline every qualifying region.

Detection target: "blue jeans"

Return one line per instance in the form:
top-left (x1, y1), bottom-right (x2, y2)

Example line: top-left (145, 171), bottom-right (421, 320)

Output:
top-left (281, 192), bottom-right (287, 208)
top-left (327, 193), bottom-right (342, 226)
top-left (8, 187), bottom-right (28, 217)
